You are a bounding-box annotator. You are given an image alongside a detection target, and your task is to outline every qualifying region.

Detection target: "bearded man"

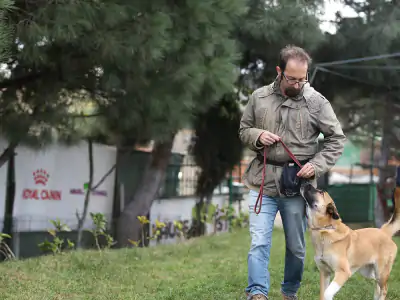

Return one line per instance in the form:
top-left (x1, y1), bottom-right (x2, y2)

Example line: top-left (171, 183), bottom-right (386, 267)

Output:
top-left (239, 45), bottom-right (346, 300)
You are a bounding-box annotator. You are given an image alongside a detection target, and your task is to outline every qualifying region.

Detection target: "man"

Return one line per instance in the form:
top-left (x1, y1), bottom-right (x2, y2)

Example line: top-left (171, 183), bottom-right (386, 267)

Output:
top-left (239, 45), bottom-right (346, 300)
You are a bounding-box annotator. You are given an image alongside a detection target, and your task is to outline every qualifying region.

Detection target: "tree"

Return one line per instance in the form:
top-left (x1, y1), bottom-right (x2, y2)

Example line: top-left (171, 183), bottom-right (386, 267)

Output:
top-left (114, 0), bottom-right (248, 246)
top-left (189, 93), bottom-right (244, 237)
top-left (0, 1), bottom-right (197, 163)
top-left (0, 1), bottom-right (246, 246)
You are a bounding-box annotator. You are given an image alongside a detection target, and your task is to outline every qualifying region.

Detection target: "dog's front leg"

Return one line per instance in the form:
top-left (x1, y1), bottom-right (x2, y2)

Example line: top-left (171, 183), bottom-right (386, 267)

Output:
top-left (319, 269), bottom-right (331, 300)
top-left (324, 268), bottom-right (351, 300)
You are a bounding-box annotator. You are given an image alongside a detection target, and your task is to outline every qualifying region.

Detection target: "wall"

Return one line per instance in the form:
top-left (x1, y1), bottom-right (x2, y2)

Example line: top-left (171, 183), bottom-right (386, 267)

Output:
top-left (0, 138), bottom-right (235, 258)
top-left (149, 194), bottom-right (229, 246)
top-left (8, 141), bottom-right (117, 232)
top-left (12, 194), bottom-right (229, 258)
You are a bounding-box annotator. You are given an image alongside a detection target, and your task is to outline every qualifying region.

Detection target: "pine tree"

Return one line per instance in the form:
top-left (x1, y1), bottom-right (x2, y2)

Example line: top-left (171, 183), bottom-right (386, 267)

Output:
top-left (115, 0), bottom-right (248, 246)
top-left (0, 1), bottom-right (246, 245)
top-left (0, 2), bottom-right (192, 161)
top-left (0, 0), bottom-right (371, 245)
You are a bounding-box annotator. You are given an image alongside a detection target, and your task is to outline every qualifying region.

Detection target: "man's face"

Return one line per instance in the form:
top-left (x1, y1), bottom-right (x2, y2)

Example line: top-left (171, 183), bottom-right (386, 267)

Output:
top-left (276, 59), bottom-right (308, 98)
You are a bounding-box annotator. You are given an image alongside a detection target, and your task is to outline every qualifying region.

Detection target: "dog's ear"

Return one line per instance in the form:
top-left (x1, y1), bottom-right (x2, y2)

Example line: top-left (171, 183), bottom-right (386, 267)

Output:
top-left (326, 203), bottom-right (340, 220)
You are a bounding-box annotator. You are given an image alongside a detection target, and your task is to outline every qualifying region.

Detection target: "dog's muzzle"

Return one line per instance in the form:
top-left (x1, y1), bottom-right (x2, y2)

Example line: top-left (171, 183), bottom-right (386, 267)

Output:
top-left (300, 182), bottom-right (314, 207)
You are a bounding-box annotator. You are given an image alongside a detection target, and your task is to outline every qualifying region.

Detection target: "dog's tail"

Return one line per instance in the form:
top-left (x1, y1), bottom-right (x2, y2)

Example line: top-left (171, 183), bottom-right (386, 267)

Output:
top-left (381, 186), bottom-right (400, 237)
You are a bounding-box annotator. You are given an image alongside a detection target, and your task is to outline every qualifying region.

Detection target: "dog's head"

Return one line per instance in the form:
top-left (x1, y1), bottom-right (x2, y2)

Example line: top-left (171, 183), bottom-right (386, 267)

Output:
top-left (300, 183), bottom-right (340, 223)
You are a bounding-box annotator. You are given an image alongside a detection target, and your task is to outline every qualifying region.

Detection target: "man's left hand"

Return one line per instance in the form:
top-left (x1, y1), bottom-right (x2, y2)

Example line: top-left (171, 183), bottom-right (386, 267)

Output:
top-left (297, 163), bottom-right (315, 178)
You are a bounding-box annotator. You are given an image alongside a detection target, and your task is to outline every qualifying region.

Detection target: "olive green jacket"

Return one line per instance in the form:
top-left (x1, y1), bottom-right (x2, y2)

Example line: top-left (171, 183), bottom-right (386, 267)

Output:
top-left (239, 80), bottom-right (346, 197)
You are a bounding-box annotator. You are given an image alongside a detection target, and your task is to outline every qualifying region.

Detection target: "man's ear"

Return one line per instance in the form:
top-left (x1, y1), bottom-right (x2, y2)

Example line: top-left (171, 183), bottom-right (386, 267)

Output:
top-left (276, 66), bottom-right (282, 76)
top-left (326, 203), bottom-right (340, 220)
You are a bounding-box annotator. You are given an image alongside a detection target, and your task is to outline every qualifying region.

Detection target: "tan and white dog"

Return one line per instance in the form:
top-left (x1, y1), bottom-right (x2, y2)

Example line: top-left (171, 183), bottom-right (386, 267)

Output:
top-left (300, 183), bottom-right (400, 300)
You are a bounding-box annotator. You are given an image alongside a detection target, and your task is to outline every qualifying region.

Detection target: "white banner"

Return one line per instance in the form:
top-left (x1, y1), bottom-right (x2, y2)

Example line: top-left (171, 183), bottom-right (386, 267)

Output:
top-left (13, 141), bottom-right (117, 231)
top-left (149, 195), bottom-right (228, 246)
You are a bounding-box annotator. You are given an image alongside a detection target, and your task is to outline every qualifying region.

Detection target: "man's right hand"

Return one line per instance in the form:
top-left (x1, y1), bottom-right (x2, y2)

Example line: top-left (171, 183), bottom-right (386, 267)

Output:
top-left (258, 131), bottom-right (281, 146)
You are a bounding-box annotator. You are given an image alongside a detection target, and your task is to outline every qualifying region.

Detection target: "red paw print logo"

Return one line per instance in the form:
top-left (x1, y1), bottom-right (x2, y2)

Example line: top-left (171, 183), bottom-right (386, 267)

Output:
top-left (33, 169), bottom-right (50, 186)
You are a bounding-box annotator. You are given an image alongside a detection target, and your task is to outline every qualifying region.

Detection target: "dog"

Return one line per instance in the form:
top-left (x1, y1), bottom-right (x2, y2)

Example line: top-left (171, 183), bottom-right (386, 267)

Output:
top-left (300, 183), bottom-right (400, 300)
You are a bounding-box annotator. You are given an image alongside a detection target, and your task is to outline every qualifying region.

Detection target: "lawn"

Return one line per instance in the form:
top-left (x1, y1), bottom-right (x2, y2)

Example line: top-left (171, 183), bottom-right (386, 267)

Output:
top-left (1, 228), bottom-right (400, 299)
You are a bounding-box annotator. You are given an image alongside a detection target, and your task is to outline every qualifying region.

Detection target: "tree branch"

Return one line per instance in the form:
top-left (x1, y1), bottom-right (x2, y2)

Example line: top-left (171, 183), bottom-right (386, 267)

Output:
top-left (0, 141), bottom-right (18, 169)
top-left (91, 163), bottom-right (116, 191)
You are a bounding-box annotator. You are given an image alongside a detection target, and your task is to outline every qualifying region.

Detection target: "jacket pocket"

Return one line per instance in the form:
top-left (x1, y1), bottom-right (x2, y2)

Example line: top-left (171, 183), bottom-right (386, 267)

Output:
top-left (248, 159), bottom-right (263, 186)
top-left (254, 107), bottom-right (268, 130)
top-left (247, 159), bottom-right (276, 187)
top-left (298, 106), bottom-right (312, 142)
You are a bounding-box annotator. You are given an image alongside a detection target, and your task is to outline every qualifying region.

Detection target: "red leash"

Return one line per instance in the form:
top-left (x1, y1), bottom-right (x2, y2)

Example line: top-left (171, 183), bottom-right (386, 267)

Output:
top-left (254, 140), bottom-right (303, 214)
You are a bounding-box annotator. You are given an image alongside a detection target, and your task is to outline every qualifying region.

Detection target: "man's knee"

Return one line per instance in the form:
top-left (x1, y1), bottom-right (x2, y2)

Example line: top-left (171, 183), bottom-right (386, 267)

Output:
top-left (280, 197), bottom-right (307, 231)
top-left (285, 228), bottom-right (306, 259)
top-left (249, 224), bottom-right (273, 252)
top-left (282, 204), bottom-right (306, 259)
top-left (287, 239), bottom-right (306, 259)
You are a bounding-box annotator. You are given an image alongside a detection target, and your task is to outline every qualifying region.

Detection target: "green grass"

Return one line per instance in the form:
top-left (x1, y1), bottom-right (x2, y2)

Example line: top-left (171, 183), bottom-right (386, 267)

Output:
top-left (1, 228), bottom-right (400, 299)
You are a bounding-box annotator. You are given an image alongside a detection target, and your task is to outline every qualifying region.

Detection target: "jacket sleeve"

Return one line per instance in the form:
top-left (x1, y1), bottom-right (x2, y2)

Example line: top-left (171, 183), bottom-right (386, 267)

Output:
top-left (238, 92), bottom-right (264, 152)
top-left (309, 100), bottom-right (346, 178)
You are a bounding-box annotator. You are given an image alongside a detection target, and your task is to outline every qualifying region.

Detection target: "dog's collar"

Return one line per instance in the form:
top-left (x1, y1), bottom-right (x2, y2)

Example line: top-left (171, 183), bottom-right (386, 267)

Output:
top-left (310, 224), bottom-right (335, 231)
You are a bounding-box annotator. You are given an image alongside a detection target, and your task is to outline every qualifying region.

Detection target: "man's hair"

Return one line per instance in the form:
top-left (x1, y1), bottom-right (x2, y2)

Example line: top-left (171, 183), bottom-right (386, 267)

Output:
top-left (278, 45), bottom-right (312, 71)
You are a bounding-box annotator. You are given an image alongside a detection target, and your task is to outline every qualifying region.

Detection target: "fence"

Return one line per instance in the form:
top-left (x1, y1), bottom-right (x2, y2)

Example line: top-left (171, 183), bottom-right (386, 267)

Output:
top-left (161, 162), bottom-right (199, 197)
top-left (4, 193), bottom-right (236, 259)
top-left (6, 182), bottom-right (378, 255)
top-left (115, 151), bottom-right (249, 202)
top-left (5, 148), bottom-right (380, 259)
top-left (161, 162), bottom-right (233, 198)
top-left (0, 148), bottom-right (244, 260)
top-left (327, 183), bottom-right (377, 224)
top-left (1, 213), bottom-right (117, 258)
top-left (143, 150), bottom-right (243, 199)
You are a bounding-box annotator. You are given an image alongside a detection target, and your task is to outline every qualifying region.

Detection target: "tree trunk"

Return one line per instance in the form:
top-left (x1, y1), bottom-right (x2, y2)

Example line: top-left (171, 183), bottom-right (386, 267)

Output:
top-left (2, 150), bottom-right (15, 260)
top-left (117, 135), bottom-right (175, 247)
top-left (187, 196), bottom-right (206, 238)
top-left (203, 193), bottom-right (213, 235)
top-left (76, 139), bottom-right (94, 248)
top-left (0, 141), bottom-right (18, 170)
top-left (189, 191), bottom-right (214, 238)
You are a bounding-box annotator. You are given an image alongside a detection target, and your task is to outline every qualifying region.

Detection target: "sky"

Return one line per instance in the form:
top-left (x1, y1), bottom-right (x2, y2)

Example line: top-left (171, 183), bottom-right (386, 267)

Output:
top-left (320, 1), bottom-right (359, 34)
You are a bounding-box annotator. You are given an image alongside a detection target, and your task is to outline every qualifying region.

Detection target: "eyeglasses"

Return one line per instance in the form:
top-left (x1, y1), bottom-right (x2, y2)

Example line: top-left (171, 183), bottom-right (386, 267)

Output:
top-left (282, 72), bottom-right (309, 86)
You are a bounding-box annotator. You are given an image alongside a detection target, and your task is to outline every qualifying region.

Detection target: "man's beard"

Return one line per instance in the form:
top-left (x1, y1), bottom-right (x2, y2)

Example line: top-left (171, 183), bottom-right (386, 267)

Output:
top-left (284, 86), bottom-right (302, 98)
